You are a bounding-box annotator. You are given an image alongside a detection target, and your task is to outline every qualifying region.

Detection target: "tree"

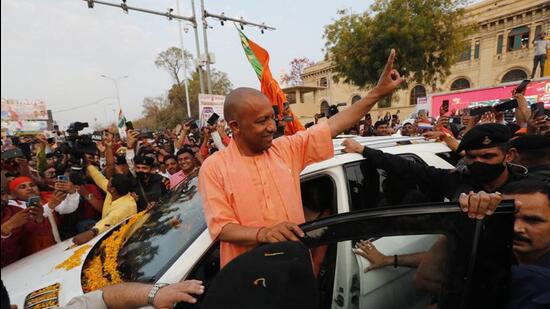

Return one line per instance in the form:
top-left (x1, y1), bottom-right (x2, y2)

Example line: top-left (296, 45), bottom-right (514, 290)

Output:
top-left (133, 67), bottom-right (233, 129)
top-left (281, 58), bottom-right (314, 86)
top-left (168, 68), bottom-right (233, 118)
top-left (324, 0), bottom-right (474, 88)
top-left (154, 47), bottom-right (193, 86)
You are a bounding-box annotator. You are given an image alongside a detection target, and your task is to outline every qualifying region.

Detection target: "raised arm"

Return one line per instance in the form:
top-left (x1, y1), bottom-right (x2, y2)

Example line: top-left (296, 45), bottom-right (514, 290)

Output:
top-left (327, 49), bottom-right (403, 137)
top-left (103, 132), bottom-right (115, 179)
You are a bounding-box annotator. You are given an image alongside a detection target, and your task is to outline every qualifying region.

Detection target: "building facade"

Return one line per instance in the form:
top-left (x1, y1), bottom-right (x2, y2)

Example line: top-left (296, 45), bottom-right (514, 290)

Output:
top-left (284, 0), bottom-right (550, 123)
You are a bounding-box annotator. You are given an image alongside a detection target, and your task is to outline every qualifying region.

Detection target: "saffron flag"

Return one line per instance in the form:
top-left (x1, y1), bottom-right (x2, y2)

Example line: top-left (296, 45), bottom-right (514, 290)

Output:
top-left (237, 27), bottom-right (304, 135)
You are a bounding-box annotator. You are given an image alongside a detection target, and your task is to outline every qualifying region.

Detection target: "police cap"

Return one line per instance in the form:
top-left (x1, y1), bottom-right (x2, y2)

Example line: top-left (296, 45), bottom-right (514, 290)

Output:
top-left (457, 123), bottom-right (511, 152)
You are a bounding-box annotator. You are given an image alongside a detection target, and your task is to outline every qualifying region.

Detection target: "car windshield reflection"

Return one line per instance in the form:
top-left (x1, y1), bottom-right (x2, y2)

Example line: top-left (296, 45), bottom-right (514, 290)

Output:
top-left (116, 176), bottom-right (206, 282)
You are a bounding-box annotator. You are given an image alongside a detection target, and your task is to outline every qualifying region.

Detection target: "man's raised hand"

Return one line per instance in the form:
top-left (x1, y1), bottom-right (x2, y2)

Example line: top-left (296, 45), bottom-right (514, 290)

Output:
top-left (373, 49), bottom-right (404, 98)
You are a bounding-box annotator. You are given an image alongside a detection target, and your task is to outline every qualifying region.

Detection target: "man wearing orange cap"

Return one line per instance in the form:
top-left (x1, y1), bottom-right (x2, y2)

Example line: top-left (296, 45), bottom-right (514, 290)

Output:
top-left (1, 177), bottom-right (57, 267)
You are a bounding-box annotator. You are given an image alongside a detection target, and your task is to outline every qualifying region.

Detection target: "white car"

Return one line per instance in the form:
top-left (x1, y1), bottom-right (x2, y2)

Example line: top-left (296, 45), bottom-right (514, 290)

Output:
top-left (2, 136), bottom-right (515, 309)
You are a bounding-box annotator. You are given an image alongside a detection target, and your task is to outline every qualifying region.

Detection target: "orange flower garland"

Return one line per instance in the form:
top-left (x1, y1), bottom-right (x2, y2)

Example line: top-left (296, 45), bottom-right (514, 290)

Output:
top-left (82, 211), bottom-right (147, 292)
top-left (55, 245), bottom-right (91, 271)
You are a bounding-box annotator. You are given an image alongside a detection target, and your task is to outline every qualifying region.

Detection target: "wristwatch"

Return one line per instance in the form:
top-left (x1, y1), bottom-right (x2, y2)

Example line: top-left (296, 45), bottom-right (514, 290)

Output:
top-left (147, 283), bottom-right (169, 306)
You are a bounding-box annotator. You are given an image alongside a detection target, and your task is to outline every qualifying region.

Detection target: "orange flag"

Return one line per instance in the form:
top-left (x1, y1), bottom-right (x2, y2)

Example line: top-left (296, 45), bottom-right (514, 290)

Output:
top-left (237, 28), bottom-right (304, 135)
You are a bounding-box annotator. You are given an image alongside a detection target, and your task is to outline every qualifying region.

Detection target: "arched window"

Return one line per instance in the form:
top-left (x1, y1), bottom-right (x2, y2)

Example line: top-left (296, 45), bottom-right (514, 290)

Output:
top-left (351, 95), bottom-right (361, 104)
top-left (319, 77), bottom-right (328, 87)
top-left (501, 69), bottom-right (528, 83)
top-left (409, 85), bottom-right (426, 105)
top-left (450, 78), bottom-right (471, 91)
top-left (320, 100), bottom-right (329, 116)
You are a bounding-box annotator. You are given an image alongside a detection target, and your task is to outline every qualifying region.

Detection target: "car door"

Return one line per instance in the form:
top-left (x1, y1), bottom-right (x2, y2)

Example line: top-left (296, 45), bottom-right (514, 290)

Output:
top-left (300, 201), bottom-right (515, 309)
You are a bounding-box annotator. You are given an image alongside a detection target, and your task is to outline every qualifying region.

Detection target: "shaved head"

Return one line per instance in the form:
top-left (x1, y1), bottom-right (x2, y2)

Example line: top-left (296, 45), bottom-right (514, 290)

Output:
top-left (224, 87), bottom-right (268, 122)
top-left (223, 87), bottom-right (276, 155)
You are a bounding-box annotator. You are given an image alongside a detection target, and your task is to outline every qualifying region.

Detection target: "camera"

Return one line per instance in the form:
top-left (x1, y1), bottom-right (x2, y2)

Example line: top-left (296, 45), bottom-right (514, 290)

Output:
top-left (66, 122), bottom-right (89, 134)
top-left (58, 122), bottom-right (97, 178)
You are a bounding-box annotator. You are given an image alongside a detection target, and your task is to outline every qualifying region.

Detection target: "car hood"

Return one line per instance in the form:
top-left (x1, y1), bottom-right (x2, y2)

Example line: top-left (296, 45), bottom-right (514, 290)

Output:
top-left (2, 232), bottom-right (105, 307)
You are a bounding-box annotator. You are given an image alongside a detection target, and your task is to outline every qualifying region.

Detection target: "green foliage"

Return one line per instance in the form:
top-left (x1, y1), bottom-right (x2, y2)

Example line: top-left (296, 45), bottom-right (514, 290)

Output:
top-left (324, 0), bottom-right (474, 88)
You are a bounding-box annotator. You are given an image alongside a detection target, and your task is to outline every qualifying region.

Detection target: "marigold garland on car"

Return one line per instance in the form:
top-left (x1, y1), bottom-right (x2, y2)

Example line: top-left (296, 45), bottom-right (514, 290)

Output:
top-left (82, 211), bottom-right (147, 292)
top-left (54, 245), bottom-right (91, 271)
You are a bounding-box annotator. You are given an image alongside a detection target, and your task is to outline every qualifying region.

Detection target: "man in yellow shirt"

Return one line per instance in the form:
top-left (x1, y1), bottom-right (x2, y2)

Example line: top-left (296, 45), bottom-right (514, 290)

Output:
top-left (72, 165), bottom-right (137, 245)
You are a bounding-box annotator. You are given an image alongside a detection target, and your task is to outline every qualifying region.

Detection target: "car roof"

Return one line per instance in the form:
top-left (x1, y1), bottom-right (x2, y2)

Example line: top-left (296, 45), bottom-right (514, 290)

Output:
top-left (302, 136), bottom-right (451, 176)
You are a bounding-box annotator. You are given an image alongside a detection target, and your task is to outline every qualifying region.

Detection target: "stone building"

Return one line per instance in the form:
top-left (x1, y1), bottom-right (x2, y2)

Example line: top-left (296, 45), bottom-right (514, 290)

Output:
top-left (284, 0), bottom-right (550, 123)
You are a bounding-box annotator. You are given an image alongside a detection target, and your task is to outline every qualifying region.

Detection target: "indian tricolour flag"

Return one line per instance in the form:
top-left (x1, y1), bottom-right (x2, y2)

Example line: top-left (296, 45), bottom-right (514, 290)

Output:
top-left (117, 108), bottom-right (127, 139)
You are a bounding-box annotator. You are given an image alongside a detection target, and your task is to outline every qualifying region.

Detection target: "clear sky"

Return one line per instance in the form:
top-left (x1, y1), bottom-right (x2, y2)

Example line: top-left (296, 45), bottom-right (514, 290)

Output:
top-left (1, 0), bottom-right (374, 129)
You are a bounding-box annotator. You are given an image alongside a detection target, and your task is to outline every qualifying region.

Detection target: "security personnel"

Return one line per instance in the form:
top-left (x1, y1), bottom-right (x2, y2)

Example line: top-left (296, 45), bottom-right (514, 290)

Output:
top-left (342, 123), bottom-right (530, 217)
top-left (133, 155), bottom-right (168, 211)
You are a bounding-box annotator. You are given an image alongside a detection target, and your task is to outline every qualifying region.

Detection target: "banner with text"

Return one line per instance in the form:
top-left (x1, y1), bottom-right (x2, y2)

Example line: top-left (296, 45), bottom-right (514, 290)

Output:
top-left (1, 98), bottom-right (48, 121)
top-left (198, 94), bottom-right (226, 127)
top-left (430, 79), bottom-right (550, 117)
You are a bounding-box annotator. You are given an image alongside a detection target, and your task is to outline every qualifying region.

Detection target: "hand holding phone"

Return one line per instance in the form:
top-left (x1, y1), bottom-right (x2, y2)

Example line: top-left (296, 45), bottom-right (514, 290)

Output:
top-left (207, 113), bottom-right (220, 126)
top-left (57, 175), bottom-right (69, 182)
top-left (440, 100), bottom-right (450, 116)
top-left (493, 99), bottom-right (518, 112)
top-left (26, 196), bottom-right (41, 208)
top-left (531, 102), bottom-right (546, 118)
top-left (27, 204), bottom-right (44, 223)
top-left (514, 79), bottom-right (530, 94)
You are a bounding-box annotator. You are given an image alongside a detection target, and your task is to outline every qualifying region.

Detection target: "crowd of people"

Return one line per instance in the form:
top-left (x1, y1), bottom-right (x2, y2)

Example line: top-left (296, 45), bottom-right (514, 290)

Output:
top-left (1, 49), bottom-right (549, 308)
top-left (0, 118), bottom-right (232, 267)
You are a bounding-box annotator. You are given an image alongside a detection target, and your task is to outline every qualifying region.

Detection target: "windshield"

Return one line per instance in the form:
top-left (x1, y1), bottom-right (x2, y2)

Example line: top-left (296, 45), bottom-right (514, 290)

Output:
top-left (116, 176), bottom-right (206, 282)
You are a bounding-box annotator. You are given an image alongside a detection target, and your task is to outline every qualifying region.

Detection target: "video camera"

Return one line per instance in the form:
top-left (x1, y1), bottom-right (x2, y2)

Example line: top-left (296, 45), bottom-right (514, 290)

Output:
top-left (59, 122), bottom-right (97, 184)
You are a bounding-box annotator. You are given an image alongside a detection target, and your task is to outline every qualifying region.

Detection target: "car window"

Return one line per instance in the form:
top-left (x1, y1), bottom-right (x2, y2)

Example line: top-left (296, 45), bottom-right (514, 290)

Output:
top-left (300, 202), bottom-right (515, 309)
top-left (179, 174), bottom-right (339, 309)
top-left (345, 154), bottom-right (436, 211)
top-left (436, 151), bottom-right (461, 167)
top-left (116, 176), bottom-right (206, 282)
top-left (327, 234), bottom-right (447, 309)
top-left (301, 174), bottom-right (338, 219)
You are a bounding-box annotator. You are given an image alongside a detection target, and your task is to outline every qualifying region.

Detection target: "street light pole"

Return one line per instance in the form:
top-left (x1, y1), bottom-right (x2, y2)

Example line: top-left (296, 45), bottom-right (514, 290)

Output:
top-left (191, 0), bottom-right (205, 94)
top-left (100, 75), bottom-right (128, 110)
top-left (200, 0), bottom-right (213, 94)
top-left (198, 1), bottom-right (276, 94)
top-left (176, 0), bottom-right (192, 117)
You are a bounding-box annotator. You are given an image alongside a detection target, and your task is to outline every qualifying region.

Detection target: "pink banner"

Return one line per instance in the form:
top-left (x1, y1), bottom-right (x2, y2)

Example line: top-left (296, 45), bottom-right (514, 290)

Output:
top-left (431, 79), bottom-right (550, 117)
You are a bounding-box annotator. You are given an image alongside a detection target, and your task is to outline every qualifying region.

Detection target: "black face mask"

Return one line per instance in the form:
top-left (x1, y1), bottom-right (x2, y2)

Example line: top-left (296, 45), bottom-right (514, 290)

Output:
top-left (136, 171), bottom-right (150, 182)
top-left (467, 161), bottom-right (506, 183)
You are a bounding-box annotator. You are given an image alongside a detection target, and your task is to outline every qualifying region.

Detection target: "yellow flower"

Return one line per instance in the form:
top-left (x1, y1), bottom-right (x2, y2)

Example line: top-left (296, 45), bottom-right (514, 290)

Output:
top-left (82, 211), bottom-right (147, 293)
top-left (55, 245), bottom-right (91, 271)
